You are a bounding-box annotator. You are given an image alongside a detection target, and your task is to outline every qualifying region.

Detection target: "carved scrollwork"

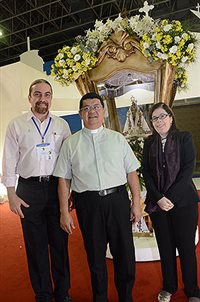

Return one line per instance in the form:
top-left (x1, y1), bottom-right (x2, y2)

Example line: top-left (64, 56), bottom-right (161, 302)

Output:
top-left (97, 31), bottom-right (140, 65)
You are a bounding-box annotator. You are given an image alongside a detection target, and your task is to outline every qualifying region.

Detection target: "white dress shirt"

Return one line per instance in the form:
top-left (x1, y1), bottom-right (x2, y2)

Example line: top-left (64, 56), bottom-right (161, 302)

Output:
top-left (53, 126), bottom-right (140, 192)
top-left (2, 111), bottom-right (71, 187)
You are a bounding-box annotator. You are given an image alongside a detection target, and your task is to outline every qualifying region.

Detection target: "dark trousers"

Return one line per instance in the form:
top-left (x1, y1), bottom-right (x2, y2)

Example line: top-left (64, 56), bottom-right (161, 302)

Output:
top-left (16, 177), bottom-right (70, 302)
top-left (150, 202), bottom-right (199, 297)
top-left (74, 186), bottom-right (135, 302)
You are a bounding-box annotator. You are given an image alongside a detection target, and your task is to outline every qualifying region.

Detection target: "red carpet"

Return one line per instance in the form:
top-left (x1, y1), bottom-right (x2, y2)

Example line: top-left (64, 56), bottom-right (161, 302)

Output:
top-left (0, 202), bottom-right (200, 302)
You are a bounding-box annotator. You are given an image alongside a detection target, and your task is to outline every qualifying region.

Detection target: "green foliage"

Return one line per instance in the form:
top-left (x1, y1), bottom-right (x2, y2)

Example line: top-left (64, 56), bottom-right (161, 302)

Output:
top-left (127, 136), bottom-right (145, 190)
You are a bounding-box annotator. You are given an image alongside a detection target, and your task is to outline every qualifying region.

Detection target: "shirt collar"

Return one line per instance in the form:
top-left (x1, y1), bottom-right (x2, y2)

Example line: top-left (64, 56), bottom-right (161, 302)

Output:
top-left (83, 125), bottom-right (104, 135)
top-left (26, 110), bottom-right (51, 122)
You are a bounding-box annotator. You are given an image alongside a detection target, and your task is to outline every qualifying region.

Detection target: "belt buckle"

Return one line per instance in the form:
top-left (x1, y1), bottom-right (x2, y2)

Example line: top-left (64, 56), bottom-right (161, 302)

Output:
top-left (39, 176), bottom-right (50, 182)
top-left (99, 189), bottom-right (107, 197)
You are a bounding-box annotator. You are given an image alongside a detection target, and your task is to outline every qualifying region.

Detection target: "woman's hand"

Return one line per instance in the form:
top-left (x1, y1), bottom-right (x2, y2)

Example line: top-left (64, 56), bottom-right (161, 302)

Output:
top-left (157, 196), bottom-right (174, 211)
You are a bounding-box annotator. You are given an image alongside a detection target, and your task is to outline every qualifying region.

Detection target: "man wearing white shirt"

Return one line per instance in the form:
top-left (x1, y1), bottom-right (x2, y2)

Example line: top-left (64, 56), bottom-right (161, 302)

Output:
top-left (2, 79), bottom-right (72, 302)
top-left (54, 92), bottom-right (141, 302)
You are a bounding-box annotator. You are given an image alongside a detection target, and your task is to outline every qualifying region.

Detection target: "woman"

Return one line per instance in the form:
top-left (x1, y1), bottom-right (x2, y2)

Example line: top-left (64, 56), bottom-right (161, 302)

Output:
top-left (142, 102), bottom-right (200, 302)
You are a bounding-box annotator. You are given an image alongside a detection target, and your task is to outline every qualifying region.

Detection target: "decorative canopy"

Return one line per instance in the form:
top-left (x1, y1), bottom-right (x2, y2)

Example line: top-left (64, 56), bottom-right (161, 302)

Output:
top-left (51, 1), bottom-right (197, 91)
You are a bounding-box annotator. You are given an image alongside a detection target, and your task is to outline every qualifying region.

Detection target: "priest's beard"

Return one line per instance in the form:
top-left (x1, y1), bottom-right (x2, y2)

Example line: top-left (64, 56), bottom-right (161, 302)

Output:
top-left (34, 101), bottom-right (49, 114)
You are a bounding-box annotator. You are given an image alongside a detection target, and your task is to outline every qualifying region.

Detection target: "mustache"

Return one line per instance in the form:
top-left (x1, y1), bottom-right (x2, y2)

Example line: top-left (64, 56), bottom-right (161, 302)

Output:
top-left (36, 101), bottom-right (48, 106)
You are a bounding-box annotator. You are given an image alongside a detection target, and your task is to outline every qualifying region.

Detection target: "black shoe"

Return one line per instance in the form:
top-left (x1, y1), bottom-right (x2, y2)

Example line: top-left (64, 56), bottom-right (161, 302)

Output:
top-left (55, 296), bottom-right (72, 302)
top-left (63, 296), bottom-right (72, 302)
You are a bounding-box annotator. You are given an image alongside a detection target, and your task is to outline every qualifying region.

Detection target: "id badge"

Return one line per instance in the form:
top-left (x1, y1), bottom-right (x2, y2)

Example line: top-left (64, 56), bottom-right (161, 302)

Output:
top-left (36, 143), bottom-right (52, 160)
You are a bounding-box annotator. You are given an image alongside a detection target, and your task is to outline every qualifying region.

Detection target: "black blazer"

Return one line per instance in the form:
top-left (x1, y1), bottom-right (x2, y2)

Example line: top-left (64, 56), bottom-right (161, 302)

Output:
top-left (142, 131), bottom-right (199, 211)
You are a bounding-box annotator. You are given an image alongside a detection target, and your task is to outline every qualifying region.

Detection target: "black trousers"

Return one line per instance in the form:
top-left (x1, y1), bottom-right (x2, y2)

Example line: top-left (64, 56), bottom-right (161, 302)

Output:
top-left (16, 176), bottom-right (70, 302)
top-left (150, 202), bottom-right (199, 298)
top-left (74, 186), bottom-right (135, 302)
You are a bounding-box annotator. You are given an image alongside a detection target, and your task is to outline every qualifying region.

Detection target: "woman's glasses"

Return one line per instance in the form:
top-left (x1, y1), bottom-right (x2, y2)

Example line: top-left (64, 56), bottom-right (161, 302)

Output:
top-left (151, 113), bottom-right (170, 123)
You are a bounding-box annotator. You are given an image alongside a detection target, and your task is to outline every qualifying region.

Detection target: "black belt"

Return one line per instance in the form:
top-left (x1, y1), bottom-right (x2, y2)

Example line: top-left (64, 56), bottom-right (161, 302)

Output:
top-left (19, 175), bottom-right (53, 182)
top-left (93, 185), bottom-right (124, 197)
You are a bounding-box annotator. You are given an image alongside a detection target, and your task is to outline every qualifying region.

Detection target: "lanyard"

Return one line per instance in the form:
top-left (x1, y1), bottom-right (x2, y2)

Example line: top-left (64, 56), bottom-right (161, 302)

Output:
top-left (32, 116), bottom-right (52, 143)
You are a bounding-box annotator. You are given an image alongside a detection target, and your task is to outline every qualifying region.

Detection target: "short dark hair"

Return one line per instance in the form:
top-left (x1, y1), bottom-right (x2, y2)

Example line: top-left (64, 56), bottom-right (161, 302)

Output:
top-left (79, 92), bottom-right (104, 110)
top-left (29, 79), bottom-right (53, 96)
top-left (149, 102), bottom-right (177, 134)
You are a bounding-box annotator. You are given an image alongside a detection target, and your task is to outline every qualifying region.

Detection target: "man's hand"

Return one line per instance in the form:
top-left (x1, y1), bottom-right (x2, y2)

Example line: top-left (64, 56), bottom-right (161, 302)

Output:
top-left (60, 212), bottom-right (75, 235)
top-left (7, 189), bottom-right (29, 218)
top-left (127, 171), bottom-right (141, 223)
top-left (130, 202), bottom-right (142, 223)
top-left (157, 196), bottom-right (174, 211)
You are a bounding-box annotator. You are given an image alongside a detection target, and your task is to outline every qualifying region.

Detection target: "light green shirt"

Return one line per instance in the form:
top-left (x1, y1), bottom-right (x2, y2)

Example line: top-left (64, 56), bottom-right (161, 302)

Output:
top-left (54, 126), bottom-right (140, 192)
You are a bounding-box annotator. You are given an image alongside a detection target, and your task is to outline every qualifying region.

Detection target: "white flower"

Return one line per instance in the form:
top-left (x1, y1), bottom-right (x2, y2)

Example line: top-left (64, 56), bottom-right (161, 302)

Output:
top-left (71, 46), bottom-right (78, 55)
top-left (112, 14), bottom-right (123, 28)
top-left (182, 33), bottom-right (187, 39)
top-left (94, 20), bottom-right (104, 31)
top-left (164, 24), bottom-right (172, 32)
top-left (157, 52), bottom-right (168, 60)
top-left (59, 59), bottom-right (65, 66)
top-left (151, 34), bottom-right (156, 41)
top-left (156, 42), bottom-right (161, 49)
top-left (169, 45), bottom-right (178, 54)
top-left (157, 52), bottom-right (163, 59)
top-left (174, 36), bottom-right (181, 43)
top-left (161, 53), bottom-right (168, 60)
top-left (57, 53), bottom-right (64, 59)
top-left (188, 43), bottom-right (194, 50)
top-left (178, 62), bottom-right (185, 68)
top-left (143, 42), bottom-right (150, 49)
top-left (105, 18), bottom-right (115, 31)
top-left (132, 15), bottom-right (156, 37)
top-left (129, 15), bottom-right (140, 31)
top-left (74, 54), bottom-right (81, 61)
top-left (181, 56), bottom-right (188, 63)
top-left (72, 66), bottom-right (78, 71)
top-left (63, 69), bottom-right (69, 79)
top-left (85, 58), bottom-right (91, 66)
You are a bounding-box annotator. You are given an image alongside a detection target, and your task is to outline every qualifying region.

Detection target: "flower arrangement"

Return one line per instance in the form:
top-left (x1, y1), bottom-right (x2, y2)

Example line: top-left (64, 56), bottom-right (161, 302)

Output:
top-left (140, 19), bottom-right (196, 88)
top-left (51, 10), bottom-right (197, 89)
top-left (174, 66), bottom-right (188, 88)
top-left (84, 14), bottom-right (157, 53)
top-left (51, 45), bottom-right (97, 86)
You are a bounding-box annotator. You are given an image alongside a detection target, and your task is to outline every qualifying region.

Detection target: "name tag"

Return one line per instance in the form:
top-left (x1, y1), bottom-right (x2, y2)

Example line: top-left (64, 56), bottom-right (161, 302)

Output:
top-left (36, 143), bottom-right (52, 160)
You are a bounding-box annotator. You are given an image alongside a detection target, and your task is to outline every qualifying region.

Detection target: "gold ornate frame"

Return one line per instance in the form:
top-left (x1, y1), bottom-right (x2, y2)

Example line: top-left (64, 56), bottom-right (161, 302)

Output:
top-left (75, 31), bottom-right (176, 131)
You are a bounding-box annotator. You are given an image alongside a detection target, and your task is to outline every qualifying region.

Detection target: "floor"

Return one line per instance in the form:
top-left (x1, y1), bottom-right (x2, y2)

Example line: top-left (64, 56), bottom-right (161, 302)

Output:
top-left (193, 177), bottom-right (200, 189)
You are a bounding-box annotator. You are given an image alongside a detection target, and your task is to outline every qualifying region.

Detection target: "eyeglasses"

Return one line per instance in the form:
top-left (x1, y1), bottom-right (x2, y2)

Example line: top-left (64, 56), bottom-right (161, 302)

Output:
top-left (151, 113), bottom-right (170, 122)
top-left (80, 104), bottom-right (103, 113)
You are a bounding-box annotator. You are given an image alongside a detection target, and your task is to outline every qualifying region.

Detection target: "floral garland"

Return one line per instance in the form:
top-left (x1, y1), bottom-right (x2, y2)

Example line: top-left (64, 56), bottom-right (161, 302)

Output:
top-left (51, 13), bottom-right (197, 89)
top-left (51, 45), bottom-right (97, 86)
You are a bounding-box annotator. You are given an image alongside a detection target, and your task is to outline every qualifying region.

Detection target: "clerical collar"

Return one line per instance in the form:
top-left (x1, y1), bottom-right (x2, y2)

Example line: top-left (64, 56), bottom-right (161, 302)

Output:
top-left (83, 126), bottom-right (103, 134)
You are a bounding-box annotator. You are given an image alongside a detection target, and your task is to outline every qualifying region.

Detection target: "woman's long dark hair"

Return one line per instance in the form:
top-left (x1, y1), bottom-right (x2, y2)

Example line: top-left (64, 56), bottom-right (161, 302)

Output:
top-left (149, 102), bottom-right (177, 135)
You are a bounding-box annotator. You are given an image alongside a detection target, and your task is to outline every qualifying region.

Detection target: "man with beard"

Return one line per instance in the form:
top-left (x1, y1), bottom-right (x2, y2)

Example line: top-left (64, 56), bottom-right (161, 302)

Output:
top-left (2, 79), bottom-right (72, 302)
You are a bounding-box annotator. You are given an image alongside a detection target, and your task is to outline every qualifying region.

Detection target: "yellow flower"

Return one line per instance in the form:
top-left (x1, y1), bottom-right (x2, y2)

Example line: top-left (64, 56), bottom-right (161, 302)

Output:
top-left (176, 50), bottom-right (182, 58)
top-left (163, 35), bottom-right (173, 44)
top-left (156, 33), bottom-right (163, 41)
top-left (66, 51), bottom-right (73, 58)
top-left (161, 19), bottom-right (168, 26)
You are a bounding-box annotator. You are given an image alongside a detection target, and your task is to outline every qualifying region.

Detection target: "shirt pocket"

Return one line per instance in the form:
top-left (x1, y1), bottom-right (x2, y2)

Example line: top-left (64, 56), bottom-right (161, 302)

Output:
top-left (51, 133), bottom-right (63, 154)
